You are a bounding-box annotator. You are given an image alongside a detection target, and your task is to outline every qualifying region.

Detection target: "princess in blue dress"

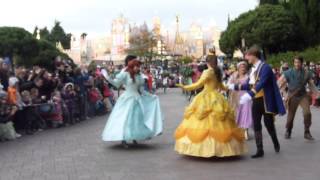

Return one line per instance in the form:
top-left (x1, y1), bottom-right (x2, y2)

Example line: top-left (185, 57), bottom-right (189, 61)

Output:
top-left (102, 60), bottom-right (163, 148)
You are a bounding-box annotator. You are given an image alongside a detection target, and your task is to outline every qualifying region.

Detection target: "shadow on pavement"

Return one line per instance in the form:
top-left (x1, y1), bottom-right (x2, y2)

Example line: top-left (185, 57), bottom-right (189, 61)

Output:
top-left (107, 143), bottom-right (159, 151)
top-left (179, 155), bottom-right (246, 163)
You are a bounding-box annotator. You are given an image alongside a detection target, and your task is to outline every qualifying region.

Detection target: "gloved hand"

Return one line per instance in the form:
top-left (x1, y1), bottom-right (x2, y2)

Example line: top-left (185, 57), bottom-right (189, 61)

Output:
top-left (151, 94), bottom-right (158, 99)
top-left (101, 69), bottom-right (110, 80)
top-left (176, 84), bottom-right (184, 89)
top-left (227, 83), bottom-right (235, 90)
top-left (239, 93), bottom-right (252, 105)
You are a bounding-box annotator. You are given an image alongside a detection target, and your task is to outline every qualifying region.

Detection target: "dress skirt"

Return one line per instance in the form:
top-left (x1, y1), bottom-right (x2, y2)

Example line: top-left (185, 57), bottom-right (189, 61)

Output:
top-left (175, 90), bottom-right (247, 157)
top-left (102, 93), bottom-right (163, 141)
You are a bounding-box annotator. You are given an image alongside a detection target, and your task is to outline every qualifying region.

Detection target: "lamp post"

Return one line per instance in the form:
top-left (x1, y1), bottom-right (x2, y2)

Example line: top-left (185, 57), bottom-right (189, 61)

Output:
top-left (241, 37), bottom-right (246, 59)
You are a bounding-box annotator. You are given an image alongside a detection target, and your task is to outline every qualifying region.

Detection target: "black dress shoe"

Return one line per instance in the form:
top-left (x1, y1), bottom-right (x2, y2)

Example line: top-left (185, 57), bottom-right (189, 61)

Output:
top-left (251, 150), bottom-right (264, 159)
top-left (285, 131), bottom-right (291, 139)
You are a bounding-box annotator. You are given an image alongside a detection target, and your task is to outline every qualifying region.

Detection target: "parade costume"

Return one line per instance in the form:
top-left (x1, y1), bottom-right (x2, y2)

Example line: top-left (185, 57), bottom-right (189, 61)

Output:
top-left (228, 73), bottom-right (252, 129)
top-left (175, 67), bottom-right (247, 158)
top-left (235, 60), bottom-right (285, 158)
top-left (102, 70), bottom-right (163, 142)
top-left (282, 68), bottom-right (314, 140)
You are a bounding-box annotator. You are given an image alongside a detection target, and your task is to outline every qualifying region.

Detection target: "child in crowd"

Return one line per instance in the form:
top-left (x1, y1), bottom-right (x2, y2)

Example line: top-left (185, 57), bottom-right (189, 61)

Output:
top-left (73, 85), bottom-right (82, 121)
top-left (102, 81), bottom-right (114, 112)
top-left (0, 92), bottom-right (21, 141)
top-left (50, 91), bottom-right (64, 128)
top-left (7, 77), bottom-right (21, 106)
top-left (62, 83), bottom-right (77, 124)
top-left (21, 90), bottom-right (45, 134)
top-left (88, 85), bottom-right (105, 116)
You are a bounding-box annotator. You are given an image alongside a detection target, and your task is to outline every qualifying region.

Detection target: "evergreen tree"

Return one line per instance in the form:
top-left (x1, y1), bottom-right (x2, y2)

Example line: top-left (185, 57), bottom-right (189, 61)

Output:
top-left (289, 0), bottom-right (320, 46)
top-left (50, 21), bottom-right (71, 49)
top-left (307, 0), bottom-right (320, 45)
top-left (32, 26), bottom-right (38, 38)
top-left (39, 27), bottom-right (51, 41)
top-left (259, 0), bottom-right (279, 5)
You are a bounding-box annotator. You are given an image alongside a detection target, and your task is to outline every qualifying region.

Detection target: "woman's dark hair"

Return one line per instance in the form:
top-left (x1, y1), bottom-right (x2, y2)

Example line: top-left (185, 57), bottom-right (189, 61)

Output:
top-left (294, 56), bottom-right (304, 64)
top-left (206, 55), bottom-right (222, 83)
top-left (125, 55), bottom-right (137, 66)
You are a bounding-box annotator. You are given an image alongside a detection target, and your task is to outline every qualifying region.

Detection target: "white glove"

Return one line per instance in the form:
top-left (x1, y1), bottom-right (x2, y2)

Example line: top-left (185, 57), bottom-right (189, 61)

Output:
top-left (239, 93), bottom-right (252, 105)
top-left (227, 83), bottom-right (235, 90)
top-left (101, 69), bottom-right (110, 80)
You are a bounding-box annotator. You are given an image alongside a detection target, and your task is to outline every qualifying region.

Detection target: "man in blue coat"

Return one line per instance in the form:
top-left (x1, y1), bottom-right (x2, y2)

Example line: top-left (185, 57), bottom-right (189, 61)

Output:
top-left (229, 46), bottom-right (286, 158)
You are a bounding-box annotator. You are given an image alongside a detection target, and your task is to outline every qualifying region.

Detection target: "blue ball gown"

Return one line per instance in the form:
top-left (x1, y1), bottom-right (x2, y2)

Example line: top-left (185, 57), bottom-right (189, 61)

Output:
top-left (102, 71), bottom-right (163, 142)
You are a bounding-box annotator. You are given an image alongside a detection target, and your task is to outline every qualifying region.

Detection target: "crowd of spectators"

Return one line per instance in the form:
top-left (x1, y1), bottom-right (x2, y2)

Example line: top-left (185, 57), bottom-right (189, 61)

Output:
top-left (0, 56), bottom-right (116, 141)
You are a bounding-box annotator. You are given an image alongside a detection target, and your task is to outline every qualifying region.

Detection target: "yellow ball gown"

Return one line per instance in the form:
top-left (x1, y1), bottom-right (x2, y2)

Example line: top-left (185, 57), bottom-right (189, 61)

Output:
top-left (175, 67), bottom-right (247, 157)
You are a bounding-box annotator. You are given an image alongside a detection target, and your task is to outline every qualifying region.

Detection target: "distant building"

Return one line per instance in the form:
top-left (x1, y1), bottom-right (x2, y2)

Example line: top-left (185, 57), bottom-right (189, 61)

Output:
top-left (188, 23), bottom-right (204, 59)
top-left (110, 14), bottom-right (130, 64)
top-left (65, 34), bottom-right (92, 64)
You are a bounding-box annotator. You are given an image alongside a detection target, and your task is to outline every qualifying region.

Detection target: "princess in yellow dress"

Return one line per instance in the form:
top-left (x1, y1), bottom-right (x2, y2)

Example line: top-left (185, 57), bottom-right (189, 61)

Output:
top-left (175, 55), bottom-right (247, 158)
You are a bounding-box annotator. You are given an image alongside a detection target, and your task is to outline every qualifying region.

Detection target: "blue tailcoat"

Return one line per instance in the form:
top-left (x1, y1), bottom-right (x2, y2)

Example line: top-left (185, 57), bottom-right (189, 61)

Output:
top-left (236, 63), bottom-right (286, 115)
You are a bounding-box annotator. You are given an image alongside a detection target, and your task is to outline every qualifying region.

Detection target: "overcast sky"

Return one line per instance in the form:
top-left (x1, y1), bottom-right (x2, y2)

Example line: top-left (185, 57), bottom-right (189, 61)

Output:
top-left (0, 0), bottom-right (257, 37)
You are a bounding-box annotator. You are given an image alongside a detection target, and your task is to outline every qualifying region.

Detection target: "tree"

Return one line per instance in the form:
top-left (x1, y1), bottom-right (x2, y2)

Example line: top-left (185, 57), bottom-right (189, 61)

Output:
top-left (32, 26), bottom-right (38, 38)
top-left (307, 0), bottom-right (320, 44)
top-left (178, 56), bottom-right (193, 64)
top-left (40, 27), bottom-right (51, 41)
top-left (126, 24), bottom-right (157, 62)
top-left (219, 5), bottom-right (300, 56)
top-left (259, 0), bottom-right (279, 5)
top-left (219, 31), bottom-right (236, 57)
top-left (288, 0), bottom-right (320, 46)
top-left (0, 27), bottom-right (72, 70)
top-left (32, 20), bottom-right (72, 49)
top-left (81, 33), bottom-right (87, 39)
top-left (0, 27), bottom-right (39, 60)
top-left (50, 21), bottom-right (71, 49)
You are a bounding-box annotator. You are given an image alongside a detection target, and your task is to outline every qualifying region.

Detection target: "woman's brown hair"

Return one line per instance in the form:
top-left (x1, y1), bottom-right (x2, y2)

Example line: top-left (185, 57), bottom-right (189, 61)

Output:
top-left (206, 55), bottom-right (222, 83)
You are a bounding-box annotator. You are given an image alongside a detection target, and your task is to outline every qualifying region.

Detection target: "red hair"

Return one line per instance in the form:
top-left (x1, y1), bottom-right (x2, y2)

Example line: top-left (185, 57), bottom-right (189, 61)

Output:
top-left (126, 60), bottom-right (141, 82)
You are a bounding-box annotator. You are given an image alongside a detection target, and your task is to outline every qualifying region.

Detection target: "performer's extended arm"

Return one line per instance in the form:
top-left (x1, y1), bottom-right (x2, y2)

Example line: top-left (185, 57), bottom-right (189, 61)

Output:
top-left (182, 70), bottom-right (209, 91)
top-left (236, 65), bottom-right (272, 97)
top-left (106, 71), bottom-right (126, 89)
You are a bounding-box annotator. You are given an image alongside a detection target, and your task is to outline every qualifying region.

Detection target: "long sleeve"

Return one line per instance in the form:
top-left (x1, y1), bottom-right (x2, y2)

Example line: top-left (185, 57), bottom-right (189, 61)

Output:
top-left (183, 70), bottom-right (209, 91)
top-left (247, 65), bottom-right (273, 97)
top-left (107, 71), bottom-right (127, 89)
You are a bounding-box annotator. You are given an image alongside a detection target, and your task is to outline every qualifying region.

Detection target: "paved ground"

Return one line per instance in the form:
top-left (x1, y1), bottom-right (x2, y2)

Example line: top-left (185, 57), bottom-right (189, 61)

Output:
top-left (0, 89), bottom-right (320, 180)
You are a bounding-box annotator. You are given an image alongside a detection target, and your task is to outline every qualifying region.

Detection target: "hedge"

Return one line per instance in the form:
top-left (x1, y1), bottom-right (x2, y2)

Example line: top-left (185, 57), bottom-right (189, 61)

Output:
top-left (267, 46), bottom-right (320, 67)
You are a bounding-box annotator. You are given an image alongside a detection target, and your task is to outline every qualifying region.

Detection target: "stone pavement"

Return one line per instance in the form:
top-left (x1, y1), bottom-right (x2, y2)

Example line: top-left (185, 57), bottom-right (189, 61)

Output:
top-left (0, 89), bottom-right (319, 180)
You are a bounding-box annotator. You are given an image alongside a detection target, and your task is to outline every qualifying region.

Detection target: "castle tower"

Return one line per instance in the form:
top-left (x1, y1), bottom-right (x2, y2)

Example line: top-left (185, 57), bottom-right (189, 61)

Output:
top-left (174, 15), bottom-right (184, 55)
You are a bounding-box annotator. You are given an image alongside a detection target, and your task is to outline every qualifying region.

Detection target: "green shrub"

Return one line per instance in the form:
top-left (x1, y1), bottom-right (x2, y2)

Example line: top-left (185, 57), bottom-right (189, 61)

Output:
top-left (268, 46), bottom-right (320, 67)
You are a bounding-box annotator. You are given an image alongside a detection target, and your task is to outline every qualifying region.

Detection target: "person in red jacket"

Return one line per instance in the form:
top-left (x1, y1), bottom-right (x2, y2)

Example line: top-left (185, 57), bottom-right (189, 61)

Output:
top-left (144, 69), bottom-right (153, 93)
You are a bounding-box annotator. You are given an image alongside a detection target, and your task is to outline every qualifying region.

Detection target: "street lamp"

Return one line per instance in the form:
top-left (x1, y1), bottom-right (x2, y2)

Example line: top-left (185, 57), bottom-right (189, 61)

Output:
top-left (241, 37), bottom-right (246, 59)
